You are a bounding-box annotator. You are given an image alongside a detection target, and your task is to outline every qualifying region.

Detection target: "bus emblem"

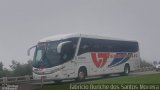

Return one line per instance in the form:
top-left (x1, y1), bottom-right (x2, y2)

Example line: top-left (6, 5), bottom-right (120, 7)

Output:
top-left (91, 53), bottom-right (110, 68)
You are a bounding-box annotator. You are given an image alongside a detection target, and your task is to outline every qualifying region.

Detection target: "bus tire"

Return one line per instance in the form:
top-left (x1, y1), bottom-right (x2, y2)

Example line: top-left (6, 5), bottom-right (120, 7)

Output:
top-left (120, 64), bottom-right (130, 76)
top-left (76, 67), bottom-right (87, 81)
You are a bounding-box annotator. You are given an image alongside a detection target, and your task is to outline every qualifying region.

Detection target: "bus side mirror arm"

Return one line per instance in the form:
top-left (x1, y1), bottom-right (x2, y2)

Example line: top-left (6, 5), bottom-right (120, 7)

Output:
top-left (57, 41), bottom-right (72, 54)
top-left (27, 45), bottom-right (36, 56)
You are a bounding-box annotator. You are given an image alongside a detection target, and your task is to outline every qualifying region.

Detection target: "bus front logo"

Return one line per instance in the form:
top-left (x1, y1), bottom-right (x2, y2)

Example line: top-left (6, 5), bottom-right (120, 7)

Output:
top-left (91, 53), bottom-right (110, 68)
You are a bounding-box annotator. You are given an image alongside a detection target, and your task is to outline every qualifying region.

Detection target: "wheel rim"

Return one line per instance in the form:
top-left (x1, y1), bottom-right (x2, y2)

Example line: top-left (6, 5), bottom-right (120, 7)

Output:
top-left (79, 71), bottom-right (85, 79)
top-left (125, 67), bottom-right (129, 74)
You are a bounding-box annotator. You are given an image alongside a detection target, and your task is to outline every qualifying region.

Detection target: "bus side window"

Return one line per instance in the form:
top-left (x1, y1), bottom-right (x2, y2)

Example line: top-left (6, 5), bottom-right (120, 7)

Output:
top-left (78, 44), bottom-right (89, 55)
top-left (78, 38), bottom-right (91, 55)
top-left (65, 37), bottom-right (79, 57)
top-left (82, 45), bottom-right (89, 50)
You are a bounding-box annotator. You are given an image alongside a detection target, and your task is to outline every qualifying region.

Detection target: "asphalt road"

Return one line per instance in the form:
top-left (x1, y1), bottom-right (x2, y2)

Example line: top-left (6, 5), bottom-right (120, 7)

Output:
top-left (130, 70), bottom-right (160, 76)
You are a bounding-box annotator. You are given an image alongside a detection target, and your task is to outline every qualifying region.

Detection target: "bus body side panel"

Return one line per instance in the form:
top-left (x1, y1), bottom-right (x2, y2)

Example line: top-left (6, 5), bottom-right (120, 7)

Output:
top-left (75, 53), bottom-right (91, 76)
top-left (76, 52), bottom-right (140, 77)
top-left (32, 51), bottom-right (140, 80)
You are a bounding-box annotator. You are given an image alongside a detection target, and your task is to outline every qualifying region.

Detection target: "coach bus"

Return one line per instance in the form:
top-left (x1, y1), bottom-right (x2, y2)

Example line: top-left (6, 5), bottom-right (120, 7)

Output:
top-left (28, 34), bottom-right (140, 82)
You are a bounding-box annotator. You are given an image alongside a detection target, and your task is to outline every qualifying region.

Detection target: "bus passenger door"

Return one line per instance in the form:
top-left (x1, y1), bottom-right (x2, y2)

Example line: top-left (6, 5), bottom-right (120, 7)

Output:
top-left (61, 58), bottom-right (77, 79)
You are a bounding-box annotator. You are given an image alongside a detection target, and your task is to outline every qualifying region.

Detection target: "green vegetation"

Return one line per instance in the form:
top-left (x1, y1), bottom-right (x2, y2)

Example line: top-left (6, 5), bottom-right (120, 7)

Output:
top-left (0, 60), bottom-right (32, 77)
top-left (34, 73), bottom-right (160, 90)
top-left (88, 74), bottom-right (160, 84)
top-left (34, 85), bottom-right (69, 90)
top-left (140, 59), bottom-right (153, 68)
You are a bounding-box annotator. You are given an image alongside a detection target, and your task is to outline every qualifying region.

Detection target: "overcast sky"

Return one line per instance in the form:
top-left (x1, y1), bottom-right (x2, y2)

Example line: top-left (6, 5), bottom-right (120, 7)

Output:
top-left (0, 0), bottom-right (160, 67)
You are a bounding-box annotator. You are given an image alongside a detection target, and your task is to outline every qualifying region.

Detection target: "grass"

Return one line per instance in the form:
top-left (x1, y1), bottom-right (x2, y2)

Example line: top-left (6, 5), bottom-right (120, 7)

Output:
top-left (87, 74), bottom-right (160, 84)
top-left (34, 73), bottom-right (160, 90)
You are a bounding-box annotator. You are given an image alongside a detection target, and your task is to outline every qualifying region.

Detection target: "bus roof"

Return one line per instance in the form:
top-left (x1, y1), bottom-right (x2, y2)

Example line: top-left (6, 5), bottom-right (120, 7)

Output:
top-left (39, 33), bottom-right (137, 43)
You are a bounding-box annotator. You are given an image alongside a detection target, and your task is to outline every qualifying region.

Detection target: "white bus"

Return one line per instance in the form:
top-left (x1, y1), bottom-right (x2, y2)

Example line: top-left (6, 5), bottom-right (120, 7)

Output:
top-left (28, 34), bottom-right (140, 82)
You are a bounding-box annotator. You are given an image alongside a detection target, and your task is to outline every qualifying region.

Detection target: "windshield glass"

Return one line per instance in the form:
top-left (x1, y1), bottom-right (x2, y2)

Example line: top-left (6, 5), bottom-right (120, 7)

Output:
top-left (33, 37), bottom-right (78, 68)
top-left (33, 41), bottom-right (61, 68)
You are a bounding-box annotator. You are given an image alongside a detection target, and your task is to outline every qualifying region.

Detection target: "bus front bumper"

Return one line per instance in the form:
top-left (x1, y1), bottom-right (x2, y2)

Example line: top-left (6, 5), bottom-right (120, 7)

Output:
top-left (33, 70), bottom-right (63, 80)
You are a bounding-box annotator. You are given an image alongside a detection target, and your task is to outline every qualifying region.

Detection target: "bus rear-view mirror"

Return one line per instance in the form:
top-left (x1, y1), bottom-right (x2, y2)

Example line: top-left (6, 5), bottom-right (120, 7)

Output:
top-left (57, 41), bottom-right (72, 54)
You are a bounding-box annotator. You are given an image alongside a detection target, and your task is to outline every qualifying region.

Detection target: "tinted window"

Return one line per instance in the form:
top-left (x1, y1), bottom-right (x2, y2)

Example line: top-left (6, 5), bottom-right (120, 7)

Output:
top-left (78, 38), bottom-right (139, 55)
top-left (65, 37), bottom-right (79, 57)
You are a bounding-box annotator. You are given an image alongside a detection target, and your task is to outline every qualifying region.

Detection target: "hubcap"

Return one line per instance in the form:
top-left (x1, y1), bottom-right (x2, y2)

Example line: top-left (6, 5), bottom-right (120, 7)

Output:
top-left (79, 71), bottom-right (85, 79)
top-left (125, 67), bottom-right (129, 74)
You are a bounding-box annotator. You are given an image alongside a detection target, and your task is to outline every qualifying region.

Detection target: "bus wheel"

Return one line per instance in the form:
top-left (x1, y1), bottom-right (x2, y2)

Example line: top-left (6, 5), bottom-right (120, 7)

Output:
top-left (121, 64), bottom-right (130, 76)
top-left (76, 67), bottom-right (87, 81)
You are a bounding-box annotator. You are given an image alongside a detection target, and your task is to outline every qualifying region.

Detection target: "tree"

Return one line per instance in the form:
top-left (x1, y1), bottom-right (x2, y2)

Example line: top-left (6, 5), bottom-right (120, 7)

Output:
top-left (25, 60), bottom-right (33, 75)
top-left (153, 61), bottom-right (158, 65)
top-left (140, 59), bottom-right (153, 68)
top-left (2, 68), bottom-right (12, 77)
top-left (0, 61), bottom-right (3, 71)
top-left (10, 60), bottom-right (20, 70)
top-left (0, 62), bottom-right (3, 77)
top-left (0, 62), bottom-right (3, 70)
top-left (10, 60), bottom-right (33, 76)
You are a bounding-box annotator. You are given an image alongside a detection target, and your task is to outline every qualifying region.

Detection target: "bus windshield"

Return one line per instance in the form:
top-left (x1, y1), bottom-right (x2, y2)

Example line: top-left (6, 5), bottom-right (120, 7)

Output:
top-left (33, 37), bottom-right (78, 68)
top-left (33, 41), bottom-right (62, 68)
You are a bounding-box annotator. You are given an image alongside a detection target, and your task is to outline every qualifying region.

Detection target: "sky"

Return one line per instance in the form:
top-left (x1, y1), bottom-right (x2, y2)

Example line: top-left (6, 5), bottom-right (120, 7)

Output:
top-left (0, 0), bottom-right (160, 67)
